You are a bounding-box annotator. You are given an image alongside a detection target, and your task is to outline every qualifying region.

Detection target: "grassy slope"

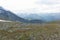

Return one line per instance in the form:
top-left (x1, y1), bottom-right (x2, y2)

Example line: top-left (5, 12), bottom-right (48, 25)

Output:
top-left (0, 21), bottom-right (60, 40)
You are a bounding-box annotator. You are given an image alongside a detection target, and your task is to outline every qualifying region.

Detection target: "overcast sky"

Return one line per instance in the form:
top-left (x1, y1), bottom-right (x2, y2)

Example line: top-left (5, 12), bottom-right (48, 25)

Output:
top-left (0, 0), bottom-right (60, 14)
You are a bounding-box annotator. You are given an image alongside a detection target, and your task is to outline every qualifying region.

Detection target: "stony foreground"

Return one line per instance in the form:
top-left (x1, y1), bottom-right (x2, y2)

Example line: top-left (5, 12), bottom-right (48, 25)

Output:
top-left (0, 22), bottom-right (60, 40)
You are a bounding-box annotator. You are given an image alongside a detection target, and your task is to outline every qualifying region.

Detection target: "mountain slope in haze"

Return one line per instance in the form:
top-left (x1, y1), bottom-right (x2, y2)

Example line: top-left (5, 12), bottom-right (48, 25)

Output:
top-left (18, 13), bottom-right (60, 22)
top-left (0, 7), bottom-right (43, 23)
top-left (17, 13), bottom-right (53, 22)
top-left (0, 7), bottom-right (29, 22)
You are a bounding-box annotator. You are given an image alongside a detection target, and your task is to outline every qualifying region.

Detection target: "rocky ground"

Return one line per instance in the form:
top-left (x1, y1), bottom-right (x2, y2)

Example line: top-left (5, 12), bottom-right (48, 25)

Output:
top-left (0, 22), bottom-right (60, 40)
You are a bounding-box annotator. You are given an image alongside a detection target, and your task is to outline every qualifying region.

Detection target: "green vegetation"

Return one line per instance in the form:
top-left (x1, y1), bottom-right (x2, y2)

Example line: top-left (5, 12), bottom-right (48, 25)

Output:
top-left (0, 21), bottom-right (60, 40)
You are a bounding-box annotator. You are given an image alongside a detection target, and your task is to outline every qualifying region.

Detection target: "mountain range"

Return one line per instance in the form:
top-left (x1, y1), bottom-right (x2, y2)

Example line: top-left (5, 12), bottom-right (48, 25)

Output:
top-left (0, 6), bottom-right (60, 23)
top-left (0, 7), bottom-right (43, 23)
top-left (0, 7), bottom-right (29, 22)
top-left (17, 13), bottom-right (60, 22)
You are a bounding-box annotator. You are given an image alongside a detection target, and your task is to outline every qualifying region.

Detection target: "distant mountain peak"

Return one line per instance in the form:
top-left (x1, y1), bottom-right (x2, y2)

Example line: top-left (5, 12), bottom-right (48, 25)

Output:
top-left (0, 7), bottom-right (4, 10)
